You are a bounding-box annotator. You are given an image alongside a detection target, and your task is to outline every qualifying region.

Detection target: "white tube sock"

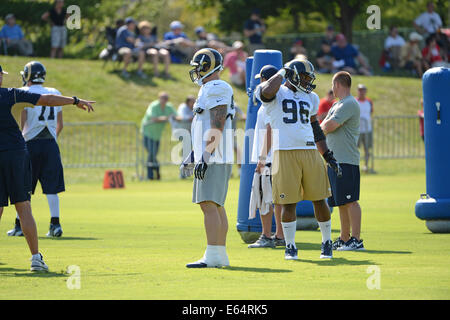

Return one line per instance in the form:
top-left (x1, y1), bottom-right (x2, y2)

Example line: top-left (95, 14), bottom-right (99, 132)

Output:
top-left (318, 219), bottom-right (332, 243)
top-left (46, 194), bottom-right (60, 218)
top-left (281, 221), bottom-right (297, 248)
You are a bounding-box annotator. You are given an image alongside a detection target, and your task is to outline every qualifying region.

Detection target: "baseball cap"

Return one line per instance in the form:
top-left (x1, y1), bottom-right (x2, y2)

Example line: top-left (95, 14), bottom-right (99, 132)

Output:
top-left (232, 41), bottom-right (244, 49)
top-left (124, 17), bottom-right (136, 25)
top-left (5, 13), bottom-right (15, 20)
top-left (255, 65), bottom-right (278, 80)
top-left (357, 84), bottom-right (367, 90)
top-left (170, 21), bottom-right (184, 30)
top-left (195, 26), bottom-right (205, 34)
top-left (0, 65), bottom-right (8, 74)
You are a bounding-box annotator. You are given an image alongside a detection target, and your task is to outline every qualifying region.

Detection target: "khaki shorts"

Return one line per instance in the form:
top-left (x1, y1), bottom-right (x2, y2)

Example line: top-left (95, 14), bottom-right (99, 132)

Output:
top-left (272, 149), bottom-right (331, 204)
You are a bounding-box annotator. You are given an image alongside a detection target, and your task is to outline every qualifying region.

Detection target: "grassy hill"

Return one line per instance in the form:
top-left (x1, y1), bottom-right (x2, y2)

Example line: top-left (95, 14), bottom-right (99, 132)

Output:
top-left (2, 56), bottom-right (423, 124)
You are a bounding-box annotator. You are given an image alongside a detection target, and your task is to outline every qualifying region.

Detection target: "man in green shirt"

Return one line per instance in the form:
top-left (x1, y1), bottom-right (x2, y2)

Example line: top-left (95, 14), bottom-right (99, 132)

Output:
top-left (141, 92), bottom-right (176, 180)
top-left (321, 71), bottom-right (365, 252)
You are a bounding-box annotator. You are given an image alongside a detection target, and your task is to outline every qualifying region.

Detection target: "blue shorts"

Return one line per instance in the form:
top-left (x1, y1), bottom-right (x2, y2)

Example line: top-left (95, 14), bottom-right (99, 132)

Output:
top-left (26, 139), bottom-right (65, 195)
top-left (327, 163), bottom-right (360, 207)
top-left (0, 149), bottom-right (32, 207)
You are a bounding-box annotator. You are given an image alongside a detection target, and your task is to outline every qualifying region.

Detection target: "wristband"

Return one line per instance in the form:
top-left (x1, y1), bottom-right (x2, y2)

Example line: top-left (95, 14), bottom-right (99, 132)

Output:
top-left (278, 69), bottom-right (286, 78)
top-left (73, 96), bottom-right (80, 105)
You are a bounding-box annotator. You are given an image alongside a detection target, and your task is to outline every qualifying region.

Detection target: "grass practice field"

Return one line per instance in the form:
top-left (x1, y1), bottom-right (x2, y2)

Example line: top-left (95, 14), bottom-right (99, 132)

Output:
top-left (1, 159), bottom-right (449, 300)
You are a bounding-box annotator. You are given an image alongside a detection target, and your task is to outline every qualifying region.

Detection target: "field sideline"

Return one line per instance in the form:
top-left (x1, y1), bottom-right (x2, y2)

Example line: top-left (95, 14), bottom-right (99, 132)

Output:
top-left (1, 160), bottom-right (449, 300)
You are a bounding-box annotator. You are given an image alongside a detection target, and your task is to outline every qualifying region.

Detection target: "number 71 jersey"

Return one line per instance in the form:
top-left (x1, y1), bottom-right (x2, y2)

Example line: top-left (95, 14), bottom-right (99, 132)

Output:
top-left (20, 85), bottom-right (62, 142)
top-left (254, 84), bottom-right (320, 151)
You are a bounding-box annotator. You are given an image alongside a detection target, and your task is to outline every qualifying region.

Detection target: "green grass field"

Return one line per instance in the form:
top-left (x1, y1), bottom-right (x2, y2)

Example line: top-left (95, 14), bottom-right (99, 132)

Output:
top-left (1, 159), bottom-right (449, 300)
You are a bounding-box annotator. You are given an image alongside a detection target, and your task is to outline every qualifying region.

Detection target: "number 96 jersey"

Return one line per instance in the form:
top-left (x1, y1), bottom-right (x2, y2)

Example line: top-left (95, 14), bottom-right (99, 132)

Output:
top-left (20, 85), bottom-right (62, 142)
top-left (254, 84), bottom-right (320, 151)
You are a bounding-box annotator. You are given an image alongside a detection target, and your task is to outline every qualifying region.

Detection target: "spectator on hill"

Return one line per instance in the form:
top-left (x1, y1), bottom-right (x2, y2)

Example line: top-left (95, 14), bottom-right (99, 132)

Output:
top-left (115, 17), bottom-right (147, 79)
top-left (317, 90), bottom-right (336, 123)
top-left (422, 34), bottom-right (449, 69)
top-left (418, 98), bottom-right (424, 142)
top-left (316, 40), bottom-right (336, 74)
top-left (223, 41), bottom-right (248, 87)
top-left (331, 34), bottom-right (372, 76)
top-left (244, 9), bottom-right (266, 54)
top-left (136, 20), bottom-right (171, 78)
top-left (290, 39), bottom-right (307, 60)
top-left (140, 92), bottom-right (176, 180)
top-left (0, 14), bottom-right (34, 56)
top-left (356, 84), bottom-right (373, 173)
top-left (384, 26), bottom-right (406, 69)
top-left (194, 26), bottom-right (229, 55)
top-left (414, 1), bottom-right (442, 36)
top-left (176, 95), bottom-right (195, 132)
top-left (400, 32), bottom-right (425, 77)
top-left (162, 21), bottom-right (195, 64)
top-left (322, 25), bottom-right (337, 46)
top-left (41, 0), bottom-right (68, 59)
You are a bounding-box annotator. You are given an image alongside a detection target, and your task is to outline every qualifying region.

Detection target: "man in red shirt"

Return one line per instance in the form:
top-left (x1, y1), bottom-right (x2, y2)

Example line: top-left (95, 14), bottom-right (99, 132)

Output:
top-left (223, 41), bottom-right (248, 86)
top-left (422, 35), bottom-right (449, 68)
top-left (317, 90), bottom-right (335, 123)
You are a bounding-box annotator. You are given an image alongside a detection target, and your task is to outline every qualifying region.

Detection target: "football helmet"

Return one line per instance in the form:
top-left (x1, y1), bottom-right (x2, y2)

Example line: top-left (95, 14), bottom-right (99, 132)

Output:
top-left (284, 59), bottom-right (316, 94)
top-left (189, 48), bottom-right (223, 86)
top-left (21, 61), bottom-right (46, 86)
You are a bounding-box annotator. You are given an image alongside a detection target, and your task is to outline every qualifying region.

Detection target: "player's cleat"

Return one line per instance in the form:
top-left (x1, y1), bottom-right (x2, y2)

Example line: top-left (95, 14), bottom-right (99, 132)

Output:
top-left (7, 224), bottom-right (24, 237)
top-left (248, 234), bottom-right (275, 248)
top-left (332, 237), bottom-right (345, 250)
top-left (186, 259), bottom-right (223, 268)
top-left (46, 223), bottom-right (63, 237)
top-left (320, 240), bottom-right (333, 259)
top-left (337, 237), bottom-right (365, 251)
top-left (284, 244), bottom-right (298, 260)
top-left (30, 253), bottom-right (49, 272)
top-left (272, 235), bottom-right (286, 247)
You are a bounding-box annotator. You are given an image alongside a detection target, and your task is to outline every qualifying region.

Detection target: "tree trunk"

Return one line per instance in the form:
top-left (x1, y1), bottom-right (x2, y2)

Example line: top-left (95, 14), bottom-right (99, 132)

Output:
top-left (290, 8), bottom-right (300, 33)
top-left (337, 0), bottom-right (357, 42)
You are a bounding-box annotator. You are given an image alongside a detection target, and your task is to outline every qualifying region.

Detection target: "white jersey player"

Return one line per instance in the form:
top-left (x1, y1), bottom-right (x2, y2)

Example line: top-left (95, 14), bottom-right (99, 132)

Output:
top-left (180, 48), bottom-right (234, 268)
top-left (7, 61), bottom-right (65, 238)
top-left (256, 58), bottom-right (341, 261)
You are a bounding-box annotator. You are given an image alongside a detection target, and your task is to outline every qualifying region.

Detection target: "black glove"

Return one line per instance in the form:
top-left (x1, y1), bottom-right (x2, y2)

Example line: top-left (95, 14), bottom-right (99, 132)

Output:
top-left (282, 67), bottom-right (295, 79)
top-left (194, 152), bottom-right (211, 180)
top-left (323, 150), bottom-right (342, 178)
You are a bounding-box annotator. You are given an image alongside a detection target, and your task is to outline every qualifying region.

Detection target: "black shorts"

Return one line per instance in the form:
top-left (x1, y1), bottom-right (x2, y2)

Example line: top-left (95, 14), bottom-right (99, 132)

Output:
top-left (327, 163), bottom-right (360, 207)
top-left (0, 149), bottom-right (32, 207)
top-left (27, 139), bottom-right (65, 195)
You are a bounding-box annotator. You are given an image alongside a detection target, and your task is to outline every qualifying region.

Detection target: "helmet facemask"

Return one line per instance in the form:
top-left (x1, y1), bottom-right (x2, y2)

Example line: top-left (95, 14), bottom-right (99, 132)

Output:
top-left (288, 65), bottom-right (316, 94)
top-left (189, 53), bottom-right (223, 86)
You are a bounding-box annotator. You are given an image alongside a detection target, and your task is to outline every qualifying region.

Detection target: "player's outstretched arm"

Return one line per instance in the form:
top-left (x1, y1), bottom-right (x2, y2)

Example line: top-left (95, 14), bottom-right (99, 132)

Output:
top-left (37, 95), bottom-right (95, 112)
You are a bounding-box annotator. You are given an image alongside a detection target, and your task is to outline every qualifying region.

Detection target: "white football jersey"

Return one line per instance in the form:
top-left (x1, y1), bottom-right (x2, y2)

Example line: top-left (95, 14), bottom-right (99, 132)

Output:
top-left (191, 79), bottom-right (235, 163)
top-left (254, 84), bottom-right (320, 151)
top-left (251, 104), bottom-right (272, 164)
top-left (20, 85), bottom-right (62, 141)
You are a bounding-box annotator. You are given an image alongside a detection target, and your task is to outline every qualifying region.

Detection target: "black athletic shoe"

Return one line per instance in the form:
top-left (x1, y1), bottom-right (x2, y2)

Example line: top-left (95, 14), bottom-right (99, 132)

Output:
top-left (47, 223), bottom-right (63, 237)
top-left (337, 237), bottom-right (365, 251)
top-left (186, 261), bottom-right (208, 268)
top-left (284, 244), bottom-right (298, 260)
top-left (332, 237), bottom-right (345, 250)
top-left (320, 240), bottom-right (333, 259)
top-left (7, 224), bottom-right (23, 237)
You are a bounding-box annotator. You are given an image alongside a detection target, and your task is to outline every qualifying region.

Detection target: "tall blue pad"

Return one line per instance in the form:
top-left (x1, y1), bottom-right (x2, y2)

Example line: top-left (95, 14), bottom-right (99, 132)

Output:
top-left (236, 50), bottom-right (283, 236)
top-left (415, 67), bottom-right (450, 231)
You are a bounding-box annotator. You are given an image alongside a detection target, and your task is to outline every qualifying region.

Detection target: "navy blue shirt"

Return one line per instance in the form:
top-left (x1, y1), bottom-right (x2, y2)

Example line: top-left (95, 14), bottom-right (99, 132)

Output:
top-left (115, 25), bottom-right (135, 49)
top-left (0, 88), bottom-right (41, 152)
top-left (331, 44), bottom-right (359, 68)
top-left (244, 19), bottom-right (264, 44)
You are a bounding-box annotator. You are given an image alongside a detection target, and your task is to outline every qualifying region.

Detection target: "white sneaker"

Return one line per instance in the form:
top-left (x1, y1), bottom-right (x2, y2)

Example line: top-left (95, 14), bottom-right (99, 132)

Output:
top-left (30, 253), bottom-right (49, 272)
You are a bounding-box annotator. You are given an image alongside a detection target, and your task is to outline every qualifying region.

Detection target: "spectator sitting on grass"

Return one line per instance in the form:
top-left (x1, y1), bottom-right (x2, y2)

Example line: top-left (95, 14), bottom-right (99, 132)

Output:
top-left (0, 14), bottom-right (34, 56)
top-left (136, 20), bottom-right (171, 78)
top-left (115, 17), bottom-right (147, 79)
top-left (422, 34), bottom-right (449, 69)
top-left (290, 39), bottom-right (307, 60)
top-left (331, 33), bottom-right (372, 76)
top-left (223, 41), bottom-right (248, 87)
top-left (194, 26), bottom-right (229, 55)
top-left (316, 40), bottom-right (335, 74)
top-left (322, 24), bottom-right (337, 46)
top-left (162, 21), bottom-right (195, 64)
top-left (399, 32), bottom-right (425, 77)
top-left (384, 26), bottom-right (406, 69)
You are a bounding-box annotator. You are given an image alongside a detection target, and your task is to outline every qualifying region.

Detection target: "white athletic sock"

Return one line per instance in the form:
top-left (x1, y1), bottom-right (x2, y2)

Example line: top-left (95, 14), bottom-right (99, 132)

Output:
top-left (218, 246), bottom-right (229, 266)
top-left (318, 219), bottom-right (332, 243)
top-left (46, 194), bottom-right (60, 218)
top-left (203, 245), bottom-right (221, 265)
top-left (281, 221), bottom-right (297, 249)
